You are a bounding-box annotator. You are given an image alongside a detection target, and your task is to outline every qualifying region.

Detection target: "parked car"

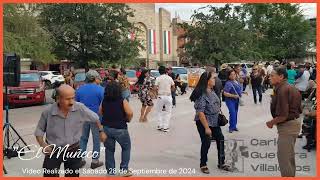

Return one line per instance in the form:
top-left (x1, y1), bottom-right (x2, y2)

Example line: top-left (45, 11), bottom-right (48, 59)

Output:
top-left (150, 70), bottom-right (160, 78)
top-left (6, 70), bottom-right (46, 107)
top-left (172, 67), bottom-right (188, 86)
top-left (150, 69), bottom-right (160, 84)
top-left (187, 67), bottom-right (206, 88)
top-left (73, 70), bottom-right (86, 89)
top-left (39, 71), bottom-right (65, 89)
top-left (126, 69), bottom-right (139, 93)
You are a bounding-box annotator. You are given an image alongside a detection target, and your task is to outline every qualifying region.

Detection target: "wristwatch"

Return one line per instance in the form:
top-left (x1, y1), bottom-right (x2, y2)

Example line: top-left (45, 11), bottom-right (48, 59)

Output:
top-left (99, 128), bottom-right (104, 133)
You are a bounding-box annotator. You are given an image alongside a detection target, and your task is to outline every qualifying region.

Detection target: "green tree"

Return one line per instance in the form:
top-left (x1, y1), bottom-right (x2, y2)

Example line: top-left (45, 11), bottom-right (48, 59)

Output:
top-left (4, 4), bottom-right (56, 64)
top-left (181, 4), bottom-right (252, 66)
top-left (242, 3), bottom-right (313, 60)
top-left (181, 3), bottom-right (313, 65)
top-left (39, 4), bottom-right (143, 68)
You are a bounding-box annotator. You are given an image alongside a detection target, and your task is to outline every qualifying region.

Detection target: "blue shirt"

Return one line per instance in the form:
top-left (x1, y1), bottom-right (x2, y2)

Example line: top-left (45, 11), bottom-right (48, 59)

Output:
top-left (75, 83), bottom-right (105, 115)
top-left (194, 91), bottom-right (221, 127)
top-left (223, 80), bottom-right (242, 101)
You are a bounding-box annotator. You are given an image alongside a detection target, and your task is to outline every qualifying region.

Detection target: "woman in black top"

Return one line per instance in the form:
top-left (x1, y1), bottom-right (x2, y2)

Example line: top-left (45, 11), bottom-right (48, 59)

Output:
top-left (250, 66), bottom-right (263, 104)
top-left (100, 81), bottom-right (133, 177)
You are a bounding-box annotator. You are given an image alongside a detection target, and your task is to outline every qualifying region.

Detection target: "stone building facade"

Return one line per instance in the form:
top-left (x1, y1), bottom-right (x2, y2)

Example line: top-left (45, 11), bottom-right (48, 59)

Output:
top-left (127, 3), bottom-right (179, 69)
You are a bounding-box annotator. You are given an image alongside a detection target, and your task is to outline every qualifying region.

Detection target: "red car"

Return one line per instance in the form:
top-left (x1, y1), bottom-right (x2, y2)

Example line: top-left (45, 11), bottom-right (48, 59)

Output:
top-left (6, 70), bottom-right (46, 106)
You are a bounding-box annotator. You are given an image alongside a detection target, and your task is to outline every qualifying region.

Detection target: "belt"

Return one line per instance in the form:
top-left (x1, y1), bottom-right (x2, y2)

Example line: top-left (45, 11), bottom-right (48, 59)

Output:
top-left (67, 142), bottom-right (80, 151)
top-left (54, 142), bottom-right (80, 152)
top-left (287, 117), bottom-right (299, 122)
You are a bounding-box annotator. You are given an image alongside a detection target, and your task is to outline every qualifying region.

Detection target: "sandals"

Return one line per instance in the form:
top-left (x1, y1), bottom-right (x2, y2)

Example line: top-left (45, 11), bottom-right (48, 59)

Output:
top-left (218, 164), bottom-right (232, 172)
top-left (200, 166), bottom-right (210, 174)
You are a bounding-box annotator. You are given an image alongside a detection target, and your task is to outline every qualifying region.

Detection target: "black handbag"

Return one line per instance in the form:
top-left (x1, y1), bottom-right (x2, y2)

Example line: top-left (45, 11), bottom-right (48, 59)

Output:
top-left (218, 111), bottom-right (228, 126)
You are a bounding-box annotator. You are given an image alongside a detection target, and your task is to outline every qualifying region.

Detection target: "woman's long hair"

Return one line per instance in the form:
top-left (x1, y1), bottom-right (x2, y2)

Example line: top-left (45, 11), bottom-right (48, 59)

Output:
top-left (103, 81), bottom-right (122, 101)
top-left (190, 72), bottom-right (212, 102)
top-left (136, 69), bottom-right (149, 85)
top-left (227, 69), bottom-right (236, 80)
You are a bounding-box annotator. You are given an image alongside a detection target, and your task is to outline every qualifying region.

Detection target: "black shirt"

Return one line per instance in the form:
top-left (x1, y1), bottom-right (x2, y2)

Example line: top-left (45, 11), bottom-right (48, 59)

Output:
top-left (102, 98), bottom-right (128, 129)
top-left (218, 69), bottom-right (228, 87)
top-left (250, 72), bottom-right (263, 88)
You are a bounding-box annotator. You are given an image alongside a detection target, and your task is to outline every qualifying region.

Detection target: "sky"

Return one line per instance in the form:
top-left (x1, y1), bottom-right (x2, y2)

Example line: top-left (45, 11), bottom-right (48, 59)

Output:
top-left (155, 3), bottom-right (317, 21)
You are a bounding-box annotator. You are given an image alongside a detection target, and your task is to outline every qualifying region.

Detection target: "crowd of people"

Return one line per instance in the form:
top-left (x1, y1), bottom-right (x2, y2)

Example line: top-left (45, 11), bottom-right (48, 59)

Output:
top-left (35, 60), bottom-right (316, 177)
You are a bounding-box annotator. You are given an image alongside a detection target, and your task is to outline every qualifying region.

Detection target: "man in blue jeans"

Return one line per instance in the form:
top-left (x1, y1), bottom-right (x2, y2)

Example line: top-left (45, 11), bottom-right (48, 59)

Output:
top-left (76, 70), bottom-right (104, 169)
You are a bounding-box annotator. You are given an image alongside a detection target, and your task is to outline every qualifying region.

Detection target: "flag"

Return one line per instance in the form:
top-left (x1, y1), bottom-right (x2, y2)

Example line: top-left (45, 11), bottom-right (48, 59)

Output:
top-left (163, 30), bottom-right (171, 54)
top-left (128, 31), bottom-right (135, 41)
top-left (149, 29), bottom-right (156, 54)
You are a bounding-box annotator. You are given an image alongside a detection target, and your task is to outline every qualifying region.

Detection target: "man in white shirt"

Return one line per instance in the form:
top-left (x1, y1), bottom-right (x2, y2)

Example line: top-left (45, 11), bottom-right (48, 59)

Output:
top-left (295, 65), bottom-right (310, 94)
top-left (266, 62), bottom-right (274, 76)
top-left (154, 66), bottom-right (175, 132)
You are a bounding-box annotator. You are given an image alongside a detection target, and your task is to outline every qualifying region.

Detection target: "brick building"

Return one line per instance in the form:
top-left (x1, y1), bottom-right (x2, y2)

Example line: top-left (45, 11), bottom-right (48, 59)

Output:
top-left (127, 3), bottom-right (179, 69)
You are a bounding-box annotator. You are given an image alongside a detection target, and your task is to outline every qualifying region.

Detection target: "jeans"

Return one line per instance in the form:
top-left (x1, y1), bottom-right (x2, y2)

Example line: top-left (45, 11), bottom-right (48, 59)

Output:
top-left (103, 127), bottom-right (131, 175)
top-left (252, 85), bottom-right (262, 103)
top-left (225, 99), bottom-right (239, 131)
top-left (196, 121), bottom-right (225, 167)
top-left (80, 122), bottom-right (101, 160)
top-left (122, 89), bottom-right (131, 102)
top-left (172, 91), bottom-right (176, 106)
top-left (155, 95), bottom-right (173, 129)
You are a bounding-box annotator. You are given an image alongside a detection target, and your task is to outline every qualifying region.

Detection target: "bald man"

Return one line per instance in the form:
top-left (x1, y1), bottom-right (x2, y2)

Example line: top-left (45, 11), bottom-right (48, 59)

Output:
top-left (34, 85), bottom-right (107, 177)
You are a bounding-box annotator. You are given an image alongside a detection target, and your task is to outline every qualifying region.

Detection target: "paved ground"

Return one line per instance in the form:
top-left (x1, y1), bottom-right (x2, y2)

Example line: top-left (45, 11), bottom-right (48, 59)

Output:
top-left (3, 87), bottom-right (316, 177)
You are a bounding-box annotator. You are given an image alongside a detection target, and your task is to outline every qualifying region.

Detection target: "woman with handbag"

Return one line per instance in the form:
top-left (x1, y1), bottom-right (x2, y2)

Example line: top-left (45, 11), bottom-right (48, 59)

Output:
top-left (190, 72), bottom-right (231, 174)
top-left (223, 70), bottom-right (243, 133)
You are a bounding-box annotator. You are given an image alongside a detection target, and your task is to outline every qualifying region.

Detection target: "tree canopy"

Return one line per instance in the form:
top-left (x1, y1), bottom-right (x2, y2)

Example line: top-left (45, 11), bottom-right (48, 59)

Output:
top-left (181, 3), bottom-right (315, 65)
top-left (4, 4), bottom-right (56, 64)
top-left (39, 3), bottom-right (143, 68)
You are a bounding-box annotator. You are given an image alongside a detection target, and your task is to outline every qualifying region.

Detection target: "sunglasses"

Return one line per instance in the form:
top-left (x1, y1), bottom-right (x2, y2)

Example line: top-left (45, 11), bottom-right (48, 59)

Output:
top-left (253, 69), bottom-right (258, 70)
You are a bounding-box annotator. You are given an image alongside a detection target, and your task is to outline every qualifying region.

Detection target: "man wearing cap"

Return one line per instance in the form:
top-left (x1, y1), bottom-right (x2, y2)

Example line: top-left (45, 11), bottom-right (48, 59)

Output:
top-left (75, 70), bottom-right (105, 169)
top-left (35, 85), bottom-right (107, 177)
top-left (218, 64), bottom-right (229, 102)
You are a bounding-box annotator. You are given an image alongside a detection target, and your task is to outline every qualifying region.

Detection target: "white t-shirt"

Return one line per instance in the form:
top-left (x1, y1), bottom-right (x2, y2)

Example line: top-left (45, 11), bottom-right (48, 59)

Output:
top-left (295, 70), bottom-right (311, 92)
top-left (267, 65), bottom-right (273, 75)
top-left (155, 74), bottom-right (175, 95)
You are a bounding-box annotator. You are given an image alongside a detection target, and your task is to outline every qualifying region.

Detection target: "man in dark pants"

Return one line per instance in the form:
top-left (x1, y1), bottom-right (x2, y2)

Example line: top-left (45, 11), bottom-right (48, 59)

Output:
top-left (266, 68), bottom-right (302, 177)
top-left (34, 85), bottom-right (107, 177)
top-left (250, 66), bottom-right (263, 104)
top-left (218, 64), bottom-right (229, 102)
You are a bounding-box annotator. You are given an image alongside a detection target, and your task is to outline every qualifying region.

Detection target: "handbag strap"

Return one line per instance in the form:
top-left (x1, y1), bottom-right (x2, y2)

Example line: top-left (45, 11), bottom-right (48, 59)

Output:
top-left (230, 82), bottom-right (240, 97)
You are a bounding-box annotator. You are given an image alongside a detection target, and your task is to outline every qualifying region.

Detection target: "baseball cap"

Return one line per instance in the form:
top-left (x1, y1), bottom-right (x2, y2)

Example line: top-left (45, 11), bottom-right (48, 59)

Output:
top-left (86, 70), bottom-right (102, 82)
